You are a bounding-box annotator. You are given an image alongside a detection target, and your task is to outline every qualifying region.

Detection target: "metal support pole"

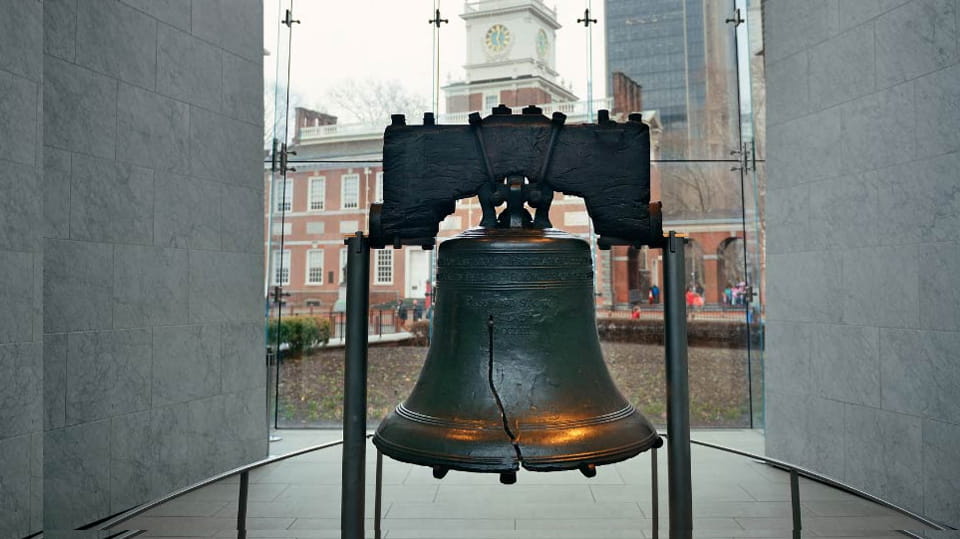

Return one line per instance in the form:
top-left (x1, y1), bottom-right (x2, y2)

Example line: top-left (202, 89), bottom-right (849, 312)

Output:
top-left (790, 469), bottom-right (802, 538)
top-left (341, 232), bottom-right (370, 539)
top-left (651, 444), bottom-right (659, 539)
top-left (663, 231), bottom-right (692, 538)
top-left (375, 449), bottom-right (384, 539)
top-left (237, 470), bottom-right (249, 539)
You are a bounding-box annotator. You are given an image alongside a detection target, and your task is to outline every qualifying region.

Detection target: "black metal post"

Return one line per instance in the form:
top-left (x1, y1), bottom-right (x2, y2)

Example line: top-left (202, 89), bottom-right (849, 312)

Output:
top-left (375, 449), bottom-right (384, 539)
top-left (341, 232), bottom-right (370, 539)
top-left (237, 470), bottom-right (249, 539)
top-left (790, 469), bottom-right (802, 538)
top-left (663, 231), bottom-right (692, 538)
top-left (651, 444), bottom-right (659, 539)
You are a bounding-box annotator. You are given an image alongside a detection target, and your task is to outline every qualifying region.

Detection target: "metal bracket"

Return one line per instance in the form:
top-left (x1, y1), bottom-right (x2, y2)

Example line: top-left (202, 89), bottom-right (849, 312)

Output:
top-left (282, 9), bottom-right (300, 27)
top-left (725, 8), bottom-right (744, 26)
top-left (577, 8), bottom-right (597, 26)
top-left (279, 143), bottom-right (296, 173)
top-left (428, 9), bottom-right (448, 28)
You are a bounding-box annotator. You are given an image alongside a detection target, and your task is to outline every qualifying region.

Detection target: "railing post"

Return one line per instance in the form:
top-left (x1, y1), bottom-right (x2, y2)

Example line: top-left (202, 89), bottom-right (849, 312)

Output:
top-left (651, 443), bottom-right (659, 539)
top-left (791, 469), bottom-right (802, 538)
top-left (341, 232), bottom-right (370, 539)
top-left (663, 231), bottom-right (692, 538)
top-left (237, 470), bottom-right (249, 539)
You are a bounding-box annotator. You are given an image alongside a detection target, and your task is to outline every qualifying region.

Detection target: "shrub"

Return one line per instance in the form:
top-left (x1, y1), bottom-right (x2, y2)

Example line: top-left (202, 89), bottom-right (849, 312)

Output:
top-left (408, 320), bottom-right (431, 346)
top-left (596, 318), bottom-right (763, 348)
top-left (267, 316), bottom-right (332, 357)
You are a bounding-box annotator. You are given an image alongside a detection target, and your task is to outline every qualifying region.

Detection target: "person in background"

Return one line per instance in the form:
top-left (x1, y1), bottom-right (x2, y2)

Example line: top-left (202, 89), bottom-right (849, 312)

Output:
top-left (631, 305), bottom-right (641, 319)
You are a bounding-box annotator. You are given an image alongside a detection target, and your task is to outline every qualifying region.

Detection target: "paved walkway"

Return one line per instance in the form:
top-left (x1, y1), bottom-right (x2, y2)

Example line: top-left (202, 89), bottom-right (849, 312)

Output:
top-left (119, 429), bottom-right (940, 538)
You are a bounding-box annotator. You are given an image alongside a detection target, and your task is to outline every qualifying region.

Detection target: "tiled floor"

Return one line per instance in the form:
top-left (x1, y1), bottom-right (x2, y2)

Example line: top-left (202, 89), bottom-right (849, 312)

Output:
top-left (115, 429), bottom-right (941, 538)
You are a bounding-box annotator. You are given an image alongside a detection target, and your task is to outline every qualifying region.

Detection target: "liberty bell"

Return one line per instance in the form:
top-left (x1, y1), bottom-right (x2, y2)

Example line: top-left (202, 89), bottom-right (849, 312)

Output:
top-left (370, 107), bottom-right (663, 483)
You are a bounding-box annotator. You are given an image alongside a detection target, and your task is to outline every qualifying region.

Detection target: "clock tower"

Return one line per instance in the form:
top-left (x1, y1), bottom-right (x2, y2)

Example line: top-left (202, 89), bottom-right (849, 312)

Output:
top-left (445, 0), bottom-right (577, 114)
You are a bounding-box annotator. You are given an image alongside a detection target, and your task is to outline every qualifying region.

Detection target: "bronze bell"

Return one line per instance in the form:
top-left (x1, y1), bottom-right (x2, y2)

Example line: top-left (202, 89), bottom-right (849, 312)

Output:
top-left (372, 225), bottom-right (660, 482)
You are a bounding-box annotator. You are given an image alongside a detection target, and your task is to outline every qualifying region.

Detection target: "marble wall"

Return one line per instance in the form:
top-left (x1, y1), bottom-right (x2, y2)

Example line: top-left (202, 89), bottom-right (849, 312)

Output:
top-left (0, 0), bottom-right (44, 535)
top-left (765, 0), bottom-right (960, 526)
top-left (1, 0), bottom-right (267, 534)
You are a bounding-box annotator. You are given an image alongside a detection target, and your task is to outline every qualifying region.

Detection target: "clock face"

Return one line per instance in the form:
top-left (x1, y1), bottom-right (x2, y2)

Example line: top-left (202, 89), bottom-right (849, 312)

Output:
top-left (536, 29), bottom-right (549, 58)
top-left (485, 24), bottom-right (511, 54)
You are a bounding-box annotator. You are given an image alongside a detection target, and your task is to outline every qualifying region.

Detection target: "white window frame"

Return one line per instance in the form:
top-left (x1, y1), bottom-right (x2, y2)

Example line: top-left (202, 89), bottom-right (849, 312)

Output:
top-left (306, 249), bottom-right (324, 285)
top-left (308, 176), bottom-right (326, 211)
top-left (272, 249), bottom-right (290, 285)
top-left (341, 173), bottom-right (360, 209)
top-left (374, 249), bottom-right (393, 285)
top-left (374, 171), bottom-right (384, 203)
top-left (274, 179), bottom-right (292, 213)
top-left (339, 247), bottom-right (348, 284)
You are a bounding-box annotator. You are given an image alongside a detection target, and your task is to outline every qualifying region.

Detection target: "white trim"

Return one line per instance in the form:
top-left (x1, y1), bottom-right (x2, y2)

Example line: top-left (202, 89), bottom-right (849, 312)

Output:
top-left (305, 249), bottom-right (324, 285)
top-left (374, 249), bottom-right (393, 285)
top-left (374, 171), bottom-right (384, 203)
top-left (308, 176), bottom-right (326, 211)
top-left (272, 250), bottom-right (291, 286)
top-left (341, 173), bottom-right (360, 209)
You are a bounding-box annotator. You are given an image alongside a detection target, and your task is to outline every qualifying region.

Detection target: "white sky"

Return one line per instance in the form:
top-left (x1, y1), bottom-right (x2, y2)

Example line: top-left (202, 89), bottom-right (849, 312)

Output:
top-left (264, 0), bottom-right (607, 123)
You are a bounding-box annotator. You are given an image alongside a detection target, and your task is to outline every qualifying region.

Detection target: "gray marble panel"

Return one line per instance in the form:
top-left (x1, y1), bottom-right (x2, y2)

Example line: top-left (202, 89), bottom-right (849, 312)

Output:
top-left (192, 0), bottom-right (263, 62)
top-left (43, 239), bottom-right (113, 333)
top-left (151, 395), bottom-right (226, 494)
top-left (113, 244), bottom-right (188, 328)
top-left (915, 63), bottom-right (960, 159)
top-left (44, 333), bottom-right (68, 431)
top-left (189, 106), bottom-right (262, 187)
top-left (763, 321), bottom-right (814, 397)
top-left (841, 404), bottom-right (885, 502)
top-left (221, 386), bottom-right (267, 456)
top-left (765, 391), bottom-right (844, 477)
top-left (838, 0), bottom-right (910, 31)
top-left (221, 184), bottom-right (263, 253)
top-left (117, 83), bottom-right (190, 174)
top-left (0, 434), bottom-right (33, 538)
top-left (120, 0), bottom-right (191, 31)
top-left (0, 69), bottom-right (39, 166)
top-left (43, 420), bottom-right (111, 530)
top-left (156, 24), bottom-right (221, 111)
top-left (65, 329), bottom-right (152, 424)
top-left (189, 250), bottom-right (263, 323)
top-left (880, 328), bottom-right (933, 417)
top-left (809, 23), bottom-right (875, 109)
top-left (766, 106), bottom-right (845, 188)
top-left (876, 0), bottom-right (958, 88)
top-left (764, 0), bottom-right (839, 63)
top-left (44, 0), bottom-right (77, 61)
top-left (0, 0), bottom-right (41, 81)
top-left (765, 251), bottom-right (842, 323)
top-left (70, 153), bottom-right (154, 244)
top-left (765, 183), bottom-right (811, 255)
top-left (43, 56), bottom-right (117, 159)
top-left (922, 417), bottom-right (960, 525)
top-left (840, 81), bottom-right (916, 174)
top-left (0, 160), bottom-right (40, 252)
top-left (841, 244), bottom-right (919, 327)
top-left (43, 146), bottom-right (71, 239)
top-left (0, 251), bottom-right (35, 344)
top-left (919, 241), bottom-right (960, 331)
top-left (110, 410), bottom-right (161, 511)
top-left (803, 395), bottom-right (846, 479)
top-left (221, 321), bottom-right (266, 393)
top-left (222, 51), bottom-right (262, 125)
top-left (154, 173), bottom-right (221, 250)
top-left (0, 343), bottom-right (42, 438)
top-left (76, 0), bottom-right (157, 89)
top-left (765, 52), bottom-right (809, 127)
top-left (878, 155), bottom-right (960, 247)
top-left (152, 324), bottom-right (220, 406)
top-left (809, 171), bottom-right (880, 249)
top-left (29, 431), bottom-right (41, 532)
top-left (812, 324), bottom-right (880, 407)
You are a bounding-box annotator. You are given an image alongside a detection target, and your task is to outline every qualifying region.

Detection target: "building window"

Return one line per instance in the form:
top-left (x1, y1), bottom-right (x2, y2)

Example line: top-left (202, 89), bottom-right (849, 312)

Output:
top-left (306, 221), bottom-right (325, 234)
top-left (308, 176), bottom-right (325, 211)
top-left (375, 249), bottom-right (393, 285)
top-left (271, 222), bottom-right (292, 236)
top-left (306, 249), bottom-right (324, 285)
top-left (274, 179), bottom-right (292, 212)
top-left (272, 250), bottom-right (290, 285)
top-left (375, 171), bottom-right (384, 203)
top-left (484, 93), bottom-right (499, 110)
top-left (341, 173), bottom-right (359, 209)
top-left (339, 247), bottom-right (348, 284)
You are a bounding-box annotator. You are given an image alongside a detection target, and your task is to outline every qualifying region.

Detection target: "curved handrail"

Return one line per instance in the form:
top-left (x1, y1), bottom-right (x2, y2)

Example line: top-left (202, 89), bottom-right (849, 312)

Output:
top-left (685, 437), bottom-right (952, 531)
top-left (97, 435), bottom-right (371, 530)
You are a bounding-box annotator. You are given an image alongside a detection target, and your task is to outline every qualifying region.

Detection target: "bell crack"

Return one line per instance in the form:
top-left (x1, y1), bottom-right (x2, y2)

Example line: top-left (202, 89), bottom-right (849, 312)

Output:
top-left (487, 315), bottom-right (522, 464)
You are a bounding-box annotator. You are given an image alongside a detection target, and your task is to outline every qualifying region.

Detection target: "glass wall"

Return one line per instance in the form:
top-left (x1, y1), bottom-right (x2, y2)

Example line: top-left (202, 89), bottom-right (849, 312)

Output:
top-left (264, 0), bottom-right (765, 429)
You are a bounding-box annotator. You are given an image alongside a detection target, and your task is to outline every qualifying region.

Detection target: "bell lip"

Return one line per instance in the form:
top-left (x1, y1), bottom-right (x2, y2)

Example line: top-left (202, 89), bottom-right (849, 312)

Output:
top-left (517, 429), bottom-right (662, 472)
top-left (372, 433), bottom-right (520, 474)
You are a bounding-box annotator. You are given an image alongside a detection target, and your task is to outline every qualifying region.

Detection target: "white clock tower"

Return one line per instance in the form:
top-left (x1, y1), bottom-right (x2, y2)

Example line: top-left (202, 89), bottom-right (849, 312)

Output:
top-left (445, 0), bottom-right (578, 114)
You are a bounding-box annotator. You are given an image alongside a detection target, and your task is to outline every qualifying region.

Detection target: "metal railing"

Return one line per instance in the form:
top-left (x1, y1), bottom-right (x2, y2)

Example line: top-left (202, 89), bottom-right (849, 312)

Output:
top-left (94, 433), bottom-right (951, 537)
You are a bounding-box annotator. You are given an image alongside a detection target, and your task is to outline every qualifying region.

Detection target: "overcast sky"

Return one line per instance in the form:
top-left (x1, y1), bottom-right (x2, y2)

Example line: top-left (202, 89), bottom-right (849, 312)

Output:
top-left (265, 0), bottom-right (606, 123)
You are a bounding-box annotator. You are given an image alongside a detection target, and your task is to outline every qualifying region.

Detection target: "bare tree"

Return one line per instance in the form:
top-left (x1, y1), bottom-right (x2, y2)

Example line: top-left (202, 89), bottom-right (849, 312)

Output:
top-left (324, 78), bottom-right (429, 124)
top-left (264, 78), bottom-right (321, 148)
